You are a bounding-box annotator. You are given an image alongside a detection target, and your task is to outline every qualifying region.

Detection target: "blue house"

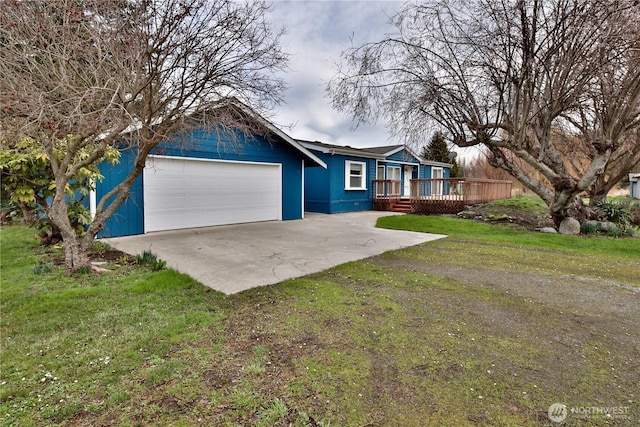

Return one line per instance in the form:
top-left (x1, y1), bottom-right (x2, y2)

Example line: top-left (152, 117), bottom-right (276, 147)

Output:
top-left (94, 107), bottom-right (326, 238)
top-left (299, 140), bottom-right (451, 214)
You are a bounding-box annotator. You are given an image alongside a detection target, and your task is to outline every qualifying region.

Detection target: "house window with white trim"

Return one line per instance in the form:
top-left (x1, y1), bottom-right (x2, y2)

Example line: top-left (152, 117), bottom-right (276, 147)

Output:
top-left (345, 160), bottom-right (366, 190)
top-left (387, 166), bottom-right (401, 195)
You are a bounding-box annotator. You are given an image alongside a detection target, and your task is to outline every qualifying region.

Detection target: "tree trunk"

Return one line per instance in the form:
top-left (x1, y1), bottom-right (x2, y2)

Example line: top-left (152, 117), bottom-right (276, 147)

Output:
top-left (47, 194), bottom-right (92, 272)
top-left (588, 175), bottom-right (610, 207)
top-left (550, 193), bottom-right (596, 227)
top-left (17, 202), bottom-right (37, 224)
top-left (62, 234), bottom-right (91, 272)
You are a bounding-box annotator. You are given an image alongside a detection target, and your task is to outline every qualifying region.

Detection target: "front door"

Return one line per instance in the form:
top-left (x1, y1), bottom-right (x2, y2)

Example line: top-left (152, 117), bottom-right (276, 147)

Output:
top-left (403, 165), bottom-right (413, 197)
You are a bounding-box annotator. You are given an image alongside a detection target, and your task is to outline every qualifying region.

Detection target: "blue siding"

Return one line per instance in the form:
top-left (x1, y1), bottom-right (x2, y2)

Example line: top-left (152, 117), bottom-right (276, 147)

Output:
top-left (305, 152), bottom-right (375, 213)
top-left (304, 155), bottom-right (331, 213)
top-left (420, 165), bottom-right (451, 179)
top-left (97, 128), bottom-right (309, 237)
top-left (386, 149), bottom-right (420, 163)
top-left (305, 146), bottom-right (453, 212)
top-left (97, 148), bottom-right (144, 237)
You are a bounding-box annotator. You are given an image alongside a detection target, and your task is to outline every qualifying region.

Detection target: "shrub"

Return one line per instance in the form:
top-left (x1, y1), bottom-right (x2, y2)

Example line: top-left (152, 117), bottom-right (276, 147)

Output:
top-left (135, 250), bottom-right (166, 271)
top-left (594, 199), bottom-right (633, 232)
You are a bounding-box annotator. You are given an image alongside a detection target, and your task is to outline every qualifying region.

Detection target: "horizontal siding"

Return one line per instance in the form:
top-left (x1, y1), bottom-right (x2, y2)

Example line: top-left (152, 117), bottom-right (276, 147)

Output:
top-left (385, 149), bottom-right (420, 163)
top-left (304, 152), bottom-right (331, 213)
top-left (97, 128), bottom-right (307, 237)
top-left (97, 148), bottom-right (144, 237)
top-left (327, 155), bottom-right (374, 213)
top-left (304, 152), bottom-right (375, 213)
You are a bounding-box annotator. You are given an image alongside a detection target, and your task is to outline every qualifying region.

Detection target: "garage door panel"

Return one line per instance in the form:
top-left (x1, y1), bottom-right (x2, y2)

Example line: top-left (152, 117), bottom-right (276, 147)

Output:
top-left (143, 156), bottom-right (281, 232)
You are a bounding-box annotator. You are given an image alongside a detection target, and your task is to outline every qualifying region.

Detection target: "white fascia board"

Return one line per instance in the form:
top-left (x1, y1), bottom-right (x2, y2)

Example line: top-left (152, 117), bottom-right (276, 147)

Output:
top-left (379, 159), bottom-right (421, 166)
top-left (420, 159), bottom-right (453, 168)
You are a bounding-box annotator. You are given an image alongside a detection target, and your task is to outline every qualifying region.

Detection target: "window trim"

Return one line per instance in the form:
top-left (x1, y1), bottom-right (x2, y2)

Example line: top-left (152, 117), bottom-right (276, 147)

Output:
top-left (387, 165), bottom-right (401, 196)
top-left (387, 165), bottom-right (401, 181)
top-left (431, 166), bottom-right (444, 195)
top-left (345, 160), bottom-right (367, 191)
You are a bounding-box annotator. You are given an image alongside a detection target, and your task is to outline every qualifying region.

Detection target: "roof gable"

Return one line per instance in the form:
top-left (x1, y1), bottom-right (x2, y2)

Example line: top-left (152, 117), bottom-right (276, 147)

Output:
top-left (228, 102), bottom-right (327, 169)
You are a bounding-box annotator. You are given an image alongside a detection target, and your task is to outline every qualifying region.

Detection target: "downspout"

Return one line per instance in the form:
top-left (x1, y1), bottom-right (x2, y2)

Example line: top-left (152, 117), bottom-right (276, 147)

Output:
top-left (89, 179), bottom-right (97, 220)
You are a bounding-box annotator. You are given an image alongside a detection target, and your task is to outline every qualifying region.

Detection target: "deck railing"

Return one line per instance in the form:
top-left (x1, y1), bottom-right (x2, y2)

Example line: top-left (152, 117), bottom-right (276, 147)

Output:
top-left (373, 180), bottom-right (402, 198)
top-left (409, 178), bottom-right (512, 214)
top-left (410, 178), bottom-right (512, 203)
top-left (372, 178), bottom-right (512, 214)
top-left (372, 179), bottom-right (402, 211)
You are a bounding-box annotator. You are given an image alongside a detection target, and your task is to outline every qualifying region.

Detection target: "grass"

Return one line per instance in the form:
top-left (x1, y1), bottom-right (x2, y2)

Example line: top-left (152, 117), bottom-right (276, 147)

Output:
top-left (478, 194), bottom-right (551, 216)
top-left (377, 214), bottom-right (640, 260)
top-left (1, 219), bottom-right (639, 426)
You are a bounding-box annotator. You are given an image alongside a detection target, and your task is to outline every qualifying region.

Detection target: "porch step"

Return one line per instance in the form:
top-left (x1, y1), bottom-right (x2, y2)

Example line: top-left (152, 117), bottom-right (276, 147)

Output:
top-left (390, 199), bottom-right (412, 213)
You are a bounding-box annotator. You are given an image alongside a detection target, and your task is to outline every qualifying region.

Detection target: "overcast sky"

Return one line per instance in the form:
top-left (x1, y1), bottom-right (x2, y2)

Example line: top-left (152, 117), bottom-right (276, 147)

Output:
top-left (266, 1), bottom-right (404, 148)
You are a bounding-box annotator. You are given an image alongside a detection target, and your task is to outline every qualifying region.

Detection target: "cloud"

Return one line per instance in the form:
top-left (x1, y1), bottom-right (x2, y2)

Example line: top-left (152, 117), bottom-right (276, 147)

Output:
top-left (267, 1), bottom-right (402, 148)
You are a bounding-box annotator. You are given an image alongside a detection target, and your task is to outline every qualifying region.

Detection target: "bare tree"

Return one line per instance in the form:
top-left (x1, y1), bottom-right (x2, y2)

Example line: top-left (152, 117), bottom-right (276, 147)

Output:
top-left (587, 131), bottom-right (640, 204)
top-left (329, 0), bottom-right (640, 226)
top-left (554, 127), bottom-right (640, 205)
top-left (0, 0), bottom-right (288, 271)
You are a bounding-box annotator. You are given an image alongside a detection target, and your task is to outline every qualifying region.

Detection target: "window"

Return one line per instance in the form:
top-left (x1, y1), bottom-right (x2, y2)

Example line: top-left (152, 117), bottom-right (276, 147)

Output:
top-left (345, 161), bottom-right (366, 190)
top-left (387, 166), bottom-right (401, 195)
top-left (387, 166), bottom-right (401, 181)
top-left (376, 165), bottom-right (386, 195)
top-left (432, 167), bottom-right (443, 195)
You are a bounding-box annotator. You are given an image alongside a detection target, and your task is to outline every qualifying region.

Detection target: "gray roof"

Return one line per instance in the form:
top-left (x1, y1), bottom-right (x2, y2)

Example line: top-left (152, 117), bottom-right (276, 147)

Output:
top-left (359, 145), bottom-right (404, 155)
top-left (297, 140), bottom-right (387, 159)
top-left (298, 139), bottom-right (452, 167)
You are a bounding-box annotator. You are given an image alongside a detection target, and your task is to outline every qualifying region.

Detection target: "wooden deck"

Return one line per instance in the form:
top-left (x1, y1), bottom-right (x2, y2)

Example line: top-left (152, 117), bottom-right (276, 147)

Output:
top-left (373, 178), bottom-right (513, 214)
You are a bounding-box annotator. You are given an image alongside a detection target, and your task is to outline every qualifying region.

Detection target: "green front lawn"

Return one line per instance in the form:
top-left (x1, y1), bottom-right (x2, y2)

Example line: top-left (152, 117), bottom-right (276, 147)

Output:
top-left (1, 219), bottom-right (638, 426)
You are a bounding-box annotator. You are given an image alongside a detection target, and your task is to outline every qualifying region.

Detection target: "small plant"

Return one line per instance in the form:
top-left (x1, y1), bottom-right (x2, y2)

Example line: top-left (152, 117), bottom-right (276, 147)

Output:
top-left (32, 262), bottom-right (53, 274)
top-left (117, 255), bottom-right (131, 265)
top-left (594, 199), bottom-right (632, 224)
top-left (92, 240), bottom-right (110, 253)
top-left (77, 266), bottom-right (92, 275)
top-left (594, 199), bottom-right (633, 234)
top-left (135, 250), bottom-right (166, 271)
top-left (580, 222), bottom-right (598, 235)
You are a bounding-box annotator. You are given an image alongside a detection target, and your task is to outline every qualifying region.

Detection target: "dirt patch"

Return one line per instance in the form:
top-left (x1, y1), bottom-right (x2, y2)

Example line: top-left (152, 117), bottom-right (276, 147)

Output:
top-left (49, 247), bottom-right (135, 266)
top-left (458, 204), bottom-right (555, 230)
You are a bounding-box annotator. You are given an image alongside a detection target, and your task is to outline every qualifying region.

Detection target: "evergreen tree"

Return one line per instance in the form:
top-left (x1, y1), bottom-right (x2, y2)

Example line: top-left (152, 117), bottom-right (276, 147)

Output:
top-left (422, 132), bottom-right (461, 177)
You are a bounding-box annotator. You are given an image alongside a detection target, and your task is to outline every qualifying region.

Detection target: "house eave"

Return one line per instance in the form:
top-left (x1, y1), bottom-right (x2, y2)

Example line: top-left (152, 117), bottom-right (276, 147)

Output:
top-left (299, 141), bottom-right (385, 160)
top-left (231, 103), bottom-right (327, 169)
top-left (421, 160), bottom-right (453, 168)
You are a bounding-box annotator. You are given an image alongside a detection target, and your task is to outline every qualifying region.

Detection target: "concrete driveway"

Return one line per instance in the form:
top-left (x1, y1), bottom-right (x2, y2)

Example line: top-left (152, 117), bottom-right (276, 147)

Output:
top-left (104, 211), bottom-right (446, 294)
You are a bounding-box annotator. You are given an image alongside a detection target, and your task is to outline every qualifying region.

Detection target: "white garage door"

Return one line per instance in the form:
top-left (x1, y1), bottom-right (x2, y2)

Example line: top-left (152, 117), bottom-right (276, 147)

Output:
top-left (143, 156), bottom-right (281, 232)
